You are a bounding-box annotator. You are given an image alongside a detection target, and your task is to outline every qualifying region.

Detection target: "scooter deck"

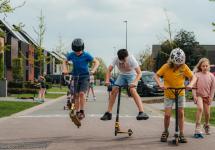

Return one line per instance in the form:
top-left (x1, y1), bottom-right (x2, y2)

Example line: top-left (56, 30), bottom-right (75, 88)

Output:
top-left (69, 112), bottom-right (81, 128)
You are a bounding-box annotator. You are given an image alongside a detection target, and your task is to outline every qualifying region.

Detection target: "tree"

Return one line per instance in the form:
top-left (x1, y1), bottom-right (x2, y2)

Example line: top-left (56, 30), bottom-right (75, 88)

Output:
top-left (157, 29), bottom-right (205, 69)
top-left (93, 57), bottom-right (107, 81)
top-left (174, 29), bottom-right (205, 68)
top-left (137, 47), bottom-right (154, 71)
top-left (12, 58), bottom-right (23, 81)
top-left (33, 10), bottom-right (46, 76)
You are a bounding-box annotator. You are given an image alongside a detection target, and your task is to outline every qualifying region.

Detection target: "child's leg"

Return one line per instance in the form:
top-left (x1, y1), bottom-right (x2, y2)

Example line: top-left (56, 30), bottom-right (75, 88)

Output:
top-left (91, 87), bottom-right (95, 97)
top-left (195, 97), bottom-right (203, 129)
top-left (203, 102), bottom-right (211, 125)
top-left (164, 108), bottom-right (172, 131)
top-left (79, 92), bottom-right (86, 110)
top-left (129, 87), bottom-right (144, 112)
top-left (38, 89), bottom-right (42, 99)
top-left (74, 93), bottom-right (80, 111)
top-left (41, 88), bottom-right (46, 99)
top-left (107, 87), bottom-right (118, 112)
top-left (178, 108), bottom-right (185, 134)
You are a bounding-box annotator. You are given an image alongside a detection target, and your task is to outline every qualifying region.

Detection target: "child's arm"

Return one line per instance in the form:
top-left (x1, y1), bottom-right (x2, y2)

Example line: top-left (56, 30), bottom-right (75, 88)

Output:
top-left (105, 65), bottom-right (113, 86)
top-left (186, 75), bottom-right (197, 90)
top-left (209, 75), bottom-right (215, 104)
top-left (62, 60), bottom-right (69, 74)
top-left (153, 74), bottom-right (165, 90)
top-left (130, 67), bottom-right (142, 87)
top-left (90, 58), bottom-right (100, 74)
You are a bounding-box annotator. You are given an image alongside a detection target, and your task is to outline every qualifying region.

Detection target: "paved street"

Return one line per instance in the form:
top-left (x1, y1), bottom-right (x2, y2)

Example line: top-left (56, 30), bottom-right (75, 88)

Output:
top-left (0, 86), bottom-right (214, 150)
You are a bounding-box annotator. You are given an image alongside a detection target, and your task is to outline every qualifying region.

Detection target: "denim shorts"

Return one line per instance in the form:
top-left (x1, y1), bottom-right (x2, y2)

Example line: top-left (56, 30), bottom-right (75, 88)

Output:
top-left (114, 74), bottom-right (136, 86)
top-left (164, 96), bottom-right (186, 108)
top-left (73, 75), bottom-right (90, 93)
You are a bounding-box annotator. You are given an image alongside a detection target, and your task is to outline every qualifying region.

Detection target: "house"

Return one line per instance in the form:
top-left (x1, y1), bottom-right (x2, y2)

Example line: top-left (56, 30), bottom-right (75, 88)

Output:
top-left (0, 19), bottom-right (34, 81)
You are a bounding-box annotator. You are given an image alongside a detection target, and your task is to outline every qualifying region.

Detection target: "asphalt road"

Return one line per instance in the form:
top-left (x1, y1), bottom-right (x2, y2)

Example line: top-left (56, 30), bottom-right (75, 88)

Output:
top-left (0, 86), bottom-right (214, 150)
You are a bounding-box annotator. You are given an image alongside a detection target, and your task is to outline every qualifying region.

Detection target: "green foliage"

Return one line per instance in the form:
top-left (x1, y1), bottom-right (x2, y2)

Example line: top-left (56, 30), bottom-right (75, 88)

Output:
top-left (138, 48), bottom-right (154, 71)
top-left (33, 10), bottom-right (46, 75)
top-left (212, 22), bottom-right (215, 32)
top-left (172, 107), bottom-right (215, 126)
top-left (156, 29), bottom-right (205, 69)
top-left (12, 58), bottom-right (23, 81)
top-left (94, 57), bottom-right (107, 81)
top-left (174, 29), bottom-right (206, 68)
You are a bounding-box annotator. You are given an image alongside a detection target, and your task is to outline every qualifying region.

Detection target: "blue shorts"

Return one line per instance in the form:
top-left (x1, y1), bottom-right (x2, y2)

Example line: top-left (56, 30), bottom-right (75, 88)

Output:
top-left (114, 74), bottom-right (136, 86)
top-left (73, 75), bottom-right (90, 93)
top-left (164, 96), bottom-right (186, 108)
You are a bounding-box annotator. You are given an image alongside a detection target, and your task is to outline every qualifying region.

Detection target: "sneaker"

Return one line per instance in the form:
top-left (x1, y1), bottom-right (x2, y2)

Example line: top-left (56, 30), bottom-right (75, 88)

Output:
top-left (179, 134), bottom-right (188, 143)
top-left (160, 131), bottom-right (169, 142)
top-left (78, 111), bottom-right (85, 120)
top-left (195, 123), bottom-right (202, 134)
top-left (136, 112), bottom-right (149, 120)
top-left (203, 124), bottom-right (211, 135)
top-left (100, 112), bottom-right (112, 121)
top-left (194, 133), bottom-right (204, 139)
top-left (93, 96), bottom-right (96, 100)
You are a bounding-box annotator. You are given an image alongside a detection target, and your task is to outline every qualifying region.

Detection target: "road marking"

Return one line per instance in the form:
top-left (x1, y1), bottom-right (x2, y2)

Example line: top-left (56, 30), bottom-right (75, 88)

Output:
top-left (17, 114), bottom-right (162, 118)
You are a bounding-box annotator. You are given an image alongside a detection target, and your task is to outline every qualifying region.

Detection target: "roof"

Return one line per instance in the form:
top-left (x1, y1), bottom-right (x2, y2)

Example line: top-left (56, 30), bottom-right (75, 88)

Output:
top-left (13, 24), bottom-right (39, 48)
top-left (0, 19), bottom-right (29, 44)
top-left (50, 51), bottom-right (64, 62)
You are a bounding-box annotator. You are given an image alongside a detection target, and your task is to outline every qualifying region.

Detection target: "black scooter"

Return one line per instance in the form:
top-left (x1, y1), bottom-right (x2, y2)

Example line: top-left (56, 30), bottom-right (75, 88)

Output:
top-left (114, 85), bottom-right (133, 136)
top-left (167, 87), bottom-right (187, 146)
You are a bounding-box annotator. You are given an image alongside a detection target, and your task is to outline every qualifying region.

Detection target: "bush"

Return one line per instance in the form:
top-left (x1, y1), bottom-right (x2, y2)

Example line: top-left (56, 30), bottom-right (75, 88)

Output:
top-left (12, 58), bottom-right (23, 81)
top-left (8, 88), bottom-right (38, 94)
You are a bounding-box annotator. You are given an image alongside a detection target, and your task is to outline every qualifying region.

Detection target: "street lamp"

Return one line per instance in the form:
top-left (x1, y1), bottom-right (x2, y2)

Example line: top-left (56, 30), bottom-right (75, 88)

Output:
top-left (124, 20), bottom-right (128, 50)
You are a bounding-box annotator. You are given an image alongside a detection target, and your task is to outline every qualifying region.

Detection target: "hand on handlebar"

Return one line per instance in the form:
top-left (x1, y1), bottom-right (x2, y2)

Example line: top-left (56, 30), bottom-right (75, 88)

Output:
top-left (159, 83), bottom-right (167, 90)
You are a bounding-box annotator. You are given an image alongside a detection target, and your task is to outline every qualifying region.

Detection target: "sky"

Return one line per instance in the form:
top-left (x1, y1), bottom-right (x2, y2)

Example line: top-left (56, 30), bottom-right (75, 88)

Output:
top-left (1, 0), bottom-right (215, 65)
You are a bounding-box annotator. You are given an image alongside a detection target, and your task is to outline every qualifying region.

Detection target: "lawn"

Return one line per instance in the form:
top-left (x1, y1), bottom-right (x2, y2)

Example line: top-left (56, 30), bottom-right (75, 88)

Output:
top-left (172, 107), bottom-right (215, 126)
top-left (47, 86), bottom-right (68, 92)
top-left (10, 93), bottom-right (65, 99)
top-left (0, 101), bottom-right (39, 118)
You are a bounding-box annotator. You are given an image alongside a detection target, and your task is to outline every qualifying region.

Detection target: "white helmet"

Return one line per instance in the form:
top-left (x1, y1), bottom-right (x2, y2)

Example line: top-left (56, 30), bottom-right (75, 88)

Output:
top-left (169, 48), bottom-right (185, 65)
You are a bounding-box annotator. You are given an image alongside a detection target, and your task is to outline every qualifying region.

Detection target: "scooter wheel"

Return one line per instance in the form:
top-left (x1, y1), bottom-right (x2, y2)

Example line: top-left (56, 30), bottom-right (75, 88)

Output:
top-left (128, 129), bottom-right (133, 136)
top-left (172, 138), bottom-right (179, 146)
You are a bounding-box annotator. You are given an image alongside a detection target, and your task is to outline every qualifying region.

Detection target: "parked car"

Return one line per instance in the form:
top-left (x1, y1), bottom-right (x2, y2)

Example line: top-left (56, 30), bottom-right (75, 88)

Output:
top-left (210, 65), bottom-right (215, 76)
top-left (137, 71), bottom-right (164, 97)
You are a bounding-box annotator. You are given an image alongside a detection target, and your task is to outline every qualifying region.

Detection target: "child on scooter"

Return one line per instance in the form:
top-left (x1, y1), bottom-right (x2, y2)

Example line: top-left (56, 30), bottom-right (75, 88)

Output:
top-left (100, 49), bottom-right (149, 121)
top-left (192, 58), bottom-right (215, 137)
top-left (63, 38), bottom-right (99, 120)
top-left (154, 48), bottom-right (196, 143)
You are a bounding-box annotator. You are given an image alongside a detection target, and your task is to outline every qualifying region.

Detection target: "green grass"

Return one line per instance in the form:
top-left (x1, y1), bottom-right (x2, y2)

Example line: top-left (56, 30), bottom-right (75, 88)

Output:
top-left (10, 93), bottom-right (65, 99)
top-left (0, 101), bottom-right (39, 118)
top-left (172, 107), bottom-right (215, 126)
top-left (47, 86), bottom-right (68, 92)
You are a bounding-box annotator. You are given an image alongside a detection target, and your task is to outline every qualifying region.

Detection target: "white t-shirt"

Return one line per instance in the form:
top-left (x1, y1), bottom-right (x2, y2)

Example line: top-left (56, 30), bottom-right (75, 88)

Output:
top-left (111, 55), bottom-right (139, 75)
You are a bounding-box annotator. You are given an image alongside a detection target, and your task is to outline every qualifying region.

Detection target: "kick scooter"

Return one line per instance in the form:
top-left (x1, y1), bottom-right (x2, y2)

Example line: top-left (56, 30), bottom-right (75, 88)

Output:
top-left (114, 85), bottom-right (133, 136)
top-left (63, 75), bottom-right (81, 128)
top-left (167, 87), bottom-right (193, 146)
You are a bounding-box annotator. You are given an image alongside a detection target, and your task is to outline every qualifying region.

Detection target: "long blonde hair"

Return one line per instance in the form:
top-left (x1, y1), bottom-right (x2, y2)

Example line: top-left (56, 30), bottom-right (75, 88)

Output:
top-left (193, 58), bottom-right (210, 73)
